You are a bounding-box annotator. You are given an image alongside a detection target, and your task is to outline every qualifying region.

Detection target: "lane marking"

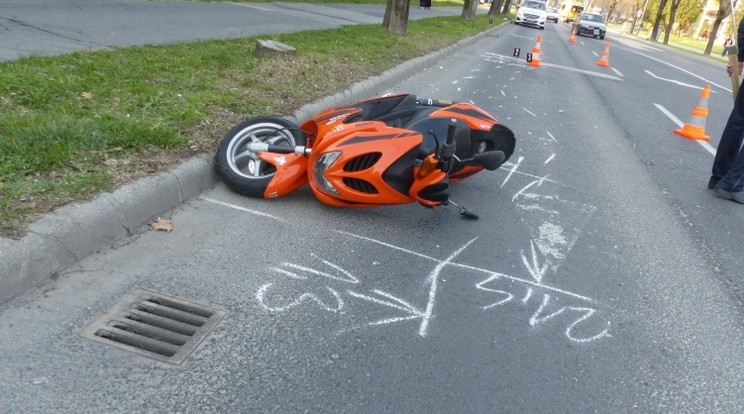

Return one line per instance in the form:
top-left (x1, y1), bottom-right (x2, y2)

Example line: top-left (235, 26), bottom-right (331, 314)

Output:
top-left (645, 70), bottom-right (710, 90)
top-left (634, 50), bottom-right (731, 92)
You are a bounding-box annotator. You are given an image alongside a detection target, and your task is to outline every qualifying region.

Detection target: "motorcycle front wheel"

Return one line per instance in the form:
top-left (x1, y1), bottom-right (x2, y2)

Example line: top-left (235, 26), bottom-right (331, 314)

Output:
top-left (214, 116), bottom-right (306, 198)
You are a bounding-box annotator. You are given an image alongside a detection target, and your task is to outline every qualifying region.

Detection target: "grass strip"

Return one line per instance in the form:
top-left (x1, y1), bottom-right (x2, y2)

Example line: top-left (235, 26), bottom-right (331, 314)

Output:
top-left (0, 12), bottom-right (502, 238)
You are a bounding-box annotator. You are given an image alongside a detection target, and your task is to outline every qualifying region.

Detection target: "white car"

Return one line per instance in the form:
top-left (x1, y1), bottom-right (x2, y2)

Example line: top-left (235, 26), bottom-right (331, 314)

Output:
top-left (547, 6), bottom-right (559, 23)
top-left (514, 0), bottom-right (548, 30)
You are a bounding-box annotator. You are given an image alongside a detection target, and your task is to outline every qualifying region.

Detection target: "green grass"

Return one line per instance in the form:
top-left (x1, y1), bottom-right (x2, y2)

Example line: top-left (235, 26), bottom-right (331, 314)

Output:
top-left (0, 11), bottom-right (505, 238)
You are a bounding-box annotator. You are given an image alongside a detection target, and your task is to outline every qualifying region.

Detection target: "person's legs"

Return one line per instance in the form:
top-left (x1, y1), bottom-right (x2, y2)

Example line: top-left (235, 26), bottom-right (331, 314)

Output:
top-left (711, 85), bottom-right (744, 190)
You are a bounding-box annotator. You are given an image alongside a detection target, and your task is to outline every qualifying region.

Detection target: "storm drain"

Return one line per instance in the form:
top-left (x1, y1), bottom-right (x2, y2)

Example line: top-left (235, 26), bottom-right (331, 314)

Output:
top-left (78, 288), bottom-right (227, 365)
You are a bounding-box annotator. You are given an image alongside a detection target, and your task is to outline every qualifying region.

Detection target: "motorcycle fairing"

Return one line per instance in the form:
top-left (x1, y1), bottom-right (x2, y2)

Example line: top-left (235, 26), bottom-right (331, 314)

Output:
top-left (307, 122), bottom-right (426, 207)
top-left (258, 152), bottom-right (309, 199)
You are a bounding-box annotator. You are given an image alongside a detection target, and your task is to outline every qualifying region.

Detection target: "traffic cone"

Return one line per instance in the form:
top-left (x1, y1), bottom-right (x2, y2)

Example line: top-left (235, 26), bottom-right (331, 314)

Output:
top-left (568, 27), bottom-right (576, 44)
top-left (596, 41), bottom-right (611, 67)
top-left (674, 85), bottom-right (711, 142)
top-left (527, 35), bottom-right (542, 67)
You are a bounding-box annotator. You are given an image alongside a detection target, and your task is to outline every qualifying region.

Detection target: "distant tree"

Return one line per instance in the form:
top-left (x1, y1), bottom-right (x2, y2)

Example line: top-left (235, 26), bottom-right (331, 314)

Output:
top-left (675, 0), bottom-right (705, 35)
top-left (662, 0), bottom-right (683, 44)
top-left (605, 0), bottom-right (623, 23)
top-left (501, 0), bottom-right (514, 15)
top-left (703, 0), bottom-right (734, 55)
top-left (382, 0), bottom-right (410, 34)
top-left (649, 0), bottom-right (669, 42)
top-left (490, 0), bottom-right (505, 16)
top-left (462, 0), bottom-right (479, 19)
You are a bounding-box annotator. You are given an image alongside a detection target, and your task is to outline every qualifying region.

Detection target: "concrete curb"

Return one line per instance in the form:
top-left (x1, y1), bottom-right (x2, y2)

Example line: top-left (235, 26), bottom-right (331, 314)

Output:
top-left (0, 24), bottom-right (502, 306)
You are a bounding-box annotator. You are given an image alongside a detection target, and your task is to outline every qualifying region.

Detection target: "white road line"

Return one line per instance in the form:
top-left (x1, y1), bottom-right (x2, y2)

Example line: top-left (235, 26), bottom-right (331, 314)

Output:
top-left (634, 50), bottom-right (731, 92)
top-left (645, 70), bottom-right (707, 90)
top-left (653, 103), bottom-right (716, 155)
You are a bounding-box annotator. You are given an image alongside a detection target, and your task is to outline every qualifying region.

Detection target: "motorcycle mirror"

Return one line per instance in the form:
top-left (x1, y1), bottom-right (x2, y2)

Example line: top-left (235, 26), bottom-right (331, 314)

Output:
top-left (460, 209), bottom-right (479, 220)
top-left (473, 151), bottom-right (506, 171)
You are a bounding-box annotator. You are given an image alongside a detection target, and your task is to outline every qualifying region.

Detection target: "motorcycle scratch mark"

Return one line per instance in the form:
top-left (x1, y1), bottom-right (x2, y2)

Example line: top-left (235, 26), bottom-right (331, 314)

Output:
top-left (546, 131), bottom-right (558, 143)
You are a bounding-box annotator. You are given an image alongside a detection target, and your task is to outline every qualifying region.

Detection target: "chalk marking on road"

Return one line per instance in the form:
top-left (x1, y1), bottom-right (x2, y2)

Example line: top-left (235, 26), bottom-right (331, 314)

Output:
top-left (482, 53), bottom-right (623, 81)
top-left (419, 238), bottom-right (478, 337)
top-left (565, 307), bottom-right (612, 342)
top-left (203, 197), bottom-right (287, 222)
top-left (611, 67), bottom-right (624, 77)
top-left (273, 262), bottom-right (359, 284)
top-left (336, 230), bottom-right (596, 303)
top-left (512, 175), bottom-right (549, 202)
top-left (529, 293), bottom-right (565, 325)
top-left (538, 62), bottom-right (623, 81)
top-left (544, 154), bottom-right (555, 164)
top-left (257, 283), bottom-right (344, 313)
top-left (523, 107), bottom-right (537, 117)
top-left (522, 240), bottom-right (550, 283)
top-left (346, 289), bottom-right (426, 327)
top-left (654, 103), bottom-right (716, 155)
top-left (645, 70), bottom-right (707, 90)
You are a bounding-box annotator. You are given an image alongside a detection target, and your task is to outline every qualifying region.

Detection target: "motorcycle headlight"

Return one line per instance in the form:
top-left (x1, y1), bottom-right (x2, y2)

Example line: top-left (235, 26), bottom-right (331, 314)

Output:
top-left (314, 151), bottom-right (341, 195)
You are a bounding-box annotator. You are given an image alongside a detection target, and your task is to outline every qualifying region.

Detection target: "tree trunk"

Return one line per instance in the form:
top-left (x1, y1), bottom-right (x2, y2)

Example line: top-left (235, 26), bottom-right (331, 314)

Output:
top-left (461, 0), bottom-right (479, 20)
top-left (490, 0), bottom-right (504, 16)
top-left (662, 0), bottom-right (681, 45)
top-left (501, 0), bottom-right (513, 15)
top-left (704, 17), bottom-right (725, 55)
top-left (650, 0), bottom-right (668, 42)
top-left (382, 0), bottom-right (410, 35)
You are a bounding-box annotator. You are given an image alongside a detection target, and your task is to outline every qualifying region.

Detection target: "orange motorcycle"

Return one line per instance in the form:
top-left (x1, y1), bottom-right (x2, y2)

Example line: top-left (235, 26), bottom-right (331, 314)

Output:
top-left (214, 93), bottom-right (515, 219)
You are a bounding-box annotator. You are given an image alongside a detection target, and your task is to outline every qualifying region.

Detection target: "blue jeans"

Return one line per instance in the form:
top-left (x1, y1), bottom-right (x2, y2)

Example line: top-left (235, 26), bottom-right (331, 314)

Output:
top-left (711, 82), bottom-right (744, 192)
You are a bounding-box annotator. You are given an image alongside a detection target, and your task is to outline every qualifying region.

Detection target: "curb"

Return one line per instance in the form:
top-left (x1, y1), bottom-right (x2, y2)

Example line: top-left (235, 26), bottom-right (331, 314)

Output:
top-left (0, 24), bottom-right (502, 306)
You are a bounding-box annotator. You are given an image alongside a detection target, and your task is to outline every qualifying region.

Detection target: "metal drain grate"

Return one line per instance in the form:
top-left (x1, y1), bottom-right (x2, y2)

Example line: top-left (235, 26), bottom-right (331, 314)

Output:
top-left (79, 288), bottom-right (227, 365)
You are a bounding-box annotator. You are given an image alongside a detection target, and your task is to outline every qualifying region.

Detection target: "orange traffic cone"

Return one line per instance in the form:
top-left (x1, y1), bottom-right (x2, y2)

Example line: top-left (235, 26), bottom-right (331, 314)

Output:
top-left (527, 35), bottom-right (542, 67)
top-left (596, 41), bottom-right (611, 67)
top-left (568, 27), bottom-right (576, 44)
top-left (674, 85), bottom-right (711, 142)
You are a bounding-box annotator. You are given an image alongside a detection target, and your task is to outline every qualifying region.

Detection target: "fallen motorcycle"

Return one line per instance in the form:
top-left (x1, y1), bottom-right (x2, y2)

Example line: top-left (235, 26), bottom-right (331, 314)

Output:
top-left (214, 93), bottom-right (516, 219)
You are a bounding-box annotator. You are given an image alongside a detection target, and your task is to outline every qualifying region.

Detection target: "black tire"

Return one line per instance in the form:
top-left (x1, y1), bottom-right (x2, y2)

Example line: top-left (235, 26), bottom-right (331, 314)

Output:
top-left (214, 116), bottom-right (306, 198)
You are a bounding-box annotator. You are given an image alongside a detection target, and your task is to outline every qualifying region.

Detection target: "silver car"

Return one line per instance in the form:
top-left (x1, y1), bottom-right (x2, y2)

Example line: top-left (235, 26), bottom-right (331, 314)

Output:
top-left (572, 12), bottom-right (607, 39)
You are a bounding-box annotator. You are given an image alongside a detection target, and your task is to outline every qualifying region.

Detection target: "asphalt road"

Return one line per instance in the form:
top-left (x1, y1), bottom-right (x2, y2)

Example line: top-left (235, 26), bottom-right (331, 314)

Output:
top-left (2, 3), bottom-right (744, 413)
top-left (0, 0), bottom-right (464, 60)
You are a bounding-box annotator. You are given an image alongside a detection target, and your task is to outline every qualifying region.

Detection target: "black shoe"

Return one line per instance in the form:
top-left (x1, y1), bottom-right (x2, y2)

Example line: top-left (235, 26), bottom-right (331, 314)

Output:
top-left (713, 187), bottom-right (744, 204)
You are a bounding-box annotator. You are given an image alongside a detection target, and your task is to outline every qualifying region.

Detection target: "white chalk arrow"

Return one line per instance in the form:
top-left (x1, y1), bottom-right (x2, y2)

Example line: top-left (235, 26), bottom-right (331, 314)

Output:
top-left (347, 289), bottom-right (426, 326)
top-left (521, 240), bottom-right (551, 283)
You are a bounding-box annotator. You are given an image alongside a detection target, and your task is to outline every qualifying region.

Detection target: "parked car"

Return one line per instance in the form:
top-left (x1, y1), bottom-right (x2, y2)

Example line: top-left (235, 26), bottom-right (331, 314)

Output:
top-left (572, 12), bottom-right (606, 39)
top-left (547, 7), bottom-right (559, 23)
top-left (514, 0), bottom-right (548, 30)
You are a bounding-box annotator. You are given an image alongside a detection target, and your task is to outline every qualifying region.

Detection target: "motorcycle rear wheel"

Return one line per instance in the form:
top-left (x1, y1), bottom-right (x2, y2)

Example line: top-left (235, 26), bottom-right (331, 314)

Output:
top-left (214, 116), bottom-right (306, 198)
